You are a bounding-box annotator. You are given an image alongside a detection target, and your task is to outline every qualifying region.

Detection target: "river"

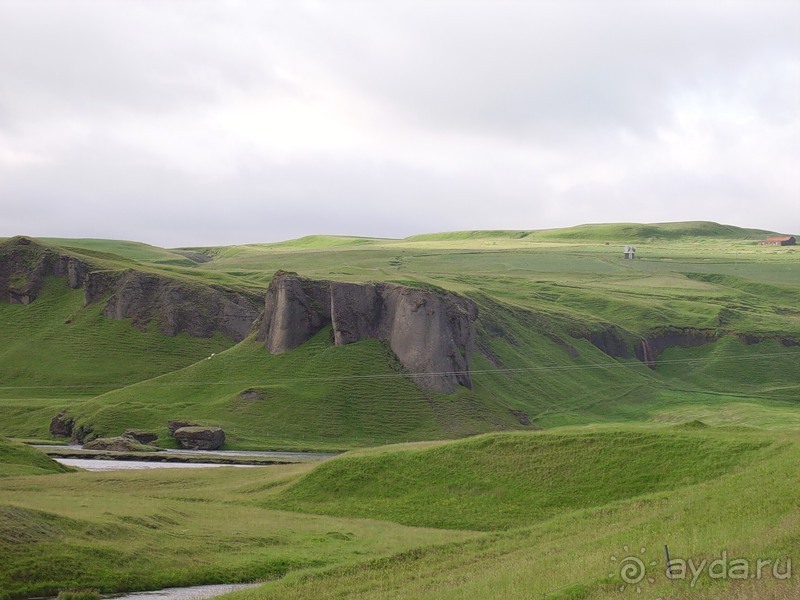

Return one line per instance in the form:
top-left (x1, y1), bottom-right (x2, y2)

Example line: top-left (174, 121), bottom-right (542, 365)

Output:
top-left (51, 458), bottom-right (263, 471)
top-left (40, 583), bottom-right (260, 600)
top-left (36, 445), bottom-right (337, 471)
top-left (107, 583), bottom-right (259, 599)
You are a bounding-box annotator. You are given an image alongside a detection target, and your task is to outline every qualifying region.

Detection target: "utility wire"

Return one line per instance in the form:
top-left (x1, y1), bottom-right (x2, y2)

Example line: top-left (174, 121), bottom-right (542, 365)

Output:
top-left (0, 350), bottom-right (797, 391)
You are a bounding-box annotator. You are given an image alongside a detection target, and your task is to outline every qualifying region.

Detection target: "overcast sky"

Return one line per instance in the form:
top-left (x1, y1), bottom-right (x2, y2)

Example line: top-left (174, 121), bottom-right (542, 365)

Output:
top-left (1, 1), bottom-right (798, 247)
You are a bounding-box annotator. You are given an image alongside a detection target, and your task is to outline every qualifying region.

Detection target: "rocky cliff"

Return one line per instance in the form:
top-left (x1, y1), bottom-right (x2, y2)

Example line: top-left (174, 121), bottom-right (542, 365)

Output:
top-left (635, 327), bottom-right (719, 368)
top-left (257, 272), bottom-right (478, 393)
top-left (576, 323), bottom-right (797, 369)
top-left (100, 270), bottom-right (260, 341)
top-left (0, 237), bottom-right (260, 342)
top-left (0, 237), bottom-right (88, 303)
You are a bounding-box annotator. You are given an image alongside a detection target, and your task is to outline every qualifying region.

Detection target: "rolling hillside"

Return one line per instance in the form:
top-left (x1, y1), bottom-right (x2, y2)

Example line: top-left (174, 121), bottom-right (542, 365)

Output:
top-left (0, 437), bottom-right (71, 478)
top-left (0, 223), bottom-right (798, 599)
top-left (0, 222), bottom-right (798, 448)
top-left (1, 426), bottom-right (797, 599)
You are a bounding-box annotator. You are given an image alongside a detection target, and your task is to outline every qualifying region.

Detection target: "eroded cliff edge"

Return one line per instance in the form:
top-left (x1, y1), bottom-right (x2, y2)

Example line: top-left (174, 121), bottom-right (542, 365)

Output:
top-left (0, 236), bottom-right (88, 304)
top-left (98, 271), bottom-right (260, 341)
top-left (0, 236), bottom-right (260, 342)
top-left (256, 271), bottom-right (478, 393)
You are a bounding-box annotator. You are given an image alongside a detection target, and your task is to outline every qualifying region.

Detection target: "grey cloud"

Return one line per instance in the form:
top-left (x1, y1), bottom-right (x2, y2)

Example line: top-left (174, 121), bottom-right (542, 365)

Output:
top-left (0, 0), bottom-right (797, 244)
top-left (297, 1), bottom-right (800, 139)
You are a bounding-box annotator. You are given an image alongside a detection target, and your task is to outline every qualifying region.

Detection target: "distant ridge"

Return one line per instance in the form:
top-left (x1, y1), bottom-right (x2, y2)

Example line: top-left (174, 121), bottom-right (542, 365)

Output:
top-left (4, 221), bottom-right (785, 251)
top-left (406, 221), bottom-right (780, 243)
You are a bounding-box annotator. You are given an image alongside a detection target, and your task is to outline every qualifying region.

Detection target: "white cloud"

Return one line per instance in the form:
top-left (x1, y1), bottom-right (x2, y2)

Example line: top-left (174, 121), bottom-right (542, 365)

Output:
top-left (0, 0), bottom-right (797, 245)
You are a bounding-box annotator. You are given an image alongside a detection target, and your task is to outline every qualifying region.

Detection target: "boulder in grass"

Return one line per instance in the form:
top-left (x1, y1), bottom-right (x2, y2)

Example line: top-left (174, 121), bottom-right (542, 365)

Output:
top-left (49, 411), bottom-right (74, 438)
top-left (167, 420), bottom-right (199, 436)
top-left (173, 427), bottom-right (225, 451)
top-left (82, 436), bottom-right (159, 452)
top-left (122, 429), bottom-right (158, 445)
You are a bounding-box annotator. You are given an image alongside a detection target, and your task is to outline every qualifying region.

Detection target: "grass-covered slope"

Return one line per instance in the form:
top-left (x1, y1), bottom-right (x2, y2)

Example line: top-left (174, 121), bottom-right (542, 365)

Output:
top-left (1, 426), bottom-right (795, 600)
top-left (66, 330), bottom-right (523, 450)
top-left (0, 463), bottom-right (472, 600)
top-left (405, 221), bottom-right (779, 242)
top-left (27, 276), bottom-right (799, 448)
top-left (238, 428), bottom-right (800, 600)
top-left (1, 222), bottom-right (798, 447)
top-left (270, 429), bottom-right (767, 530)
top-left (0, 276), bottom-right (232, 439)
top-left (0, 438), bottom-right (70, 477)
top-left (0, 278), bottom-right (230, 395)
top-left (39, 237), bottom-right (199, 266)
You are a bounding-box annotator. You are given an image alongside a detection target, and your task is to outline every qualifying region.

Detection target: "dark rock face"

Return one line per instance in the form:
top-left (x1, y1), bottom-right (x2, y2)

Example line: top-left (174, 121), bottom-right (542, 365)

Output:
top-left (173, 426), bottom-right (226, 450)
top-left (636, 327), bottom-right (719, 368)
top-left (510, 409), bottom-right (531, 426)
top-left (0, 237), bottom-right (88, 304)
top-left (256, 272), bottom-right (478, 393)
top-left (83, 436), bottom-right (146, 452)
top-left (49, 412), bottom-right (74, 438)
top-left (239, 389), bottom-right (264, 401)
top-left (167, 420), bottom-right (199, 435)
top-left (101, 271), bottom-right (260, 341)
top-left (2, 238), bottom-right (259, 342)
top-left (83, 270), bottom-right (122, 305)
top-left (71, 423), bottom-right (95, 444)
top-left (582, 326), bottom-right (633, 358)
top-left (738, 333), bottom-right (799, 347)
top-left (122, 429), bottom-right (158, 444)
top-left (259, 273), bottom-right (332, 353)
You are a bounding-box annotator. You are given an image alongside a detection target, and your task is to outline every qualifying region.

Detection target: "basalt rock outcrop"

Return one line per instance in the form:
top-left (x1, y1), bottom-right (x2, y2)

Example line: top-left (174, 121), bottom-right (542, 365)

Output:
top-left (0, 237), bottom-right (89, 304)
top-left (122, 429), bottom-right (158, 445)
top-left (635, 328), bottom-right (799, 368)
top-left (635, 327), bottom-right (719, 368)
top-left (1, 237), bottom-right (260, 342)
top-left (571, 324), bottom-right (635, 359)
top-left (173, 426), bottom-right (226, 450)
top-left (83, 436), bottom-right (159, 452)
top-left (574, 324), bottom-right (721, 369)
top-left (100, 270), bottom-right (260, 341)
top-left (167, 420), bottom-right (200, 435)
top-left (49, 411), bottom-right (75, 438)
top-left (257, 272), bottom-right (478, 393)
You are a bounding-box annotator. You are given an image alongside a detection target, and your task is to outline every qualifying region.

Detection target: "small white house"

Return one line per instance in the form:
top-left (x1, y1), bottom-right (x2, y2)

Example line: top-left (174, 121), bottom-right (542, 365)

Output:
top-left (624, 245), bottom-right (636, 259)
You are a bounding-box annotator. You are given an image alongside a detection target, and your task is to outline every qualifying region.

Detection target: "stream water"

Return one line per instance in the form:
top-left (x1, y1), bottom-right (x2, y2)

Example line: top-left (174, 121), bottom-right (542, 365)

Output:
top-left (29, 448), bottom-right (309, 597)
top-left (104, 583), bottom-right (259, 599)
top-left (51, 458), bottom-right (262, 471)
top-left (36, 445), bottom-right (337, 471)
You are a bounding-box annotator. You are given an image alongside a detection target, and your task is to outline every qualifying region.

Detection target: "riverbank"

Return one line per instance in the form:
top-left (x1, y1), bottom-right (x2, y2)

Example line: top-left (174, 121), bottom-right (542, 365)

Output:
top-left (33, 445), bottom-right (336, 467)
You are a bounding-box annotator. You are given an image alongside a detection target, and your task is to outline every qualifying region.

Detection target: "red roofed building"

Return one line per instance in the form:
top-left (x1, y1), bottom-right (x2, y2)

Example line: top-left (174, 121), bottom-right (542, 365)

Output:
top-left (758, 236), bottom-right (796, 246)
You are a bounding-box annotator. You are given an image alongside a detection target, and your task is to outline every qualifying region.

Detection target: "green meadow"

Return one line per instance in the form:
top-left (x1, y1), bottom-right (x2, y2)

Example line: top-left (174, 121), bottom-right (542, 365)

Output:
top-left (1, 221), bottom-right (798, 598)
top-left (1, 426), bottom-right (798, 599)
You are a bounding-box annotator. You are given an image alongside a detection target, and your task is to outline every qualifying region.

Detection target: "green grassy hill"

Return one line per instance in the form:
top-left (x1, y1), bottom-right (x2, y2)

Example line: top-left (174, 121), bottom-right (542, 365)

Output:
top-left (38, 237), bottom-right (197, 265)
top-left (0, 437), bottom-right (71, 478)
top-left (232, 426), bottom-right (800, 600)
top-left (270, 428), bottom-right (767, 530)
top-left (406, 221), bottom-right (780, 243)
top-left (1, 221), bottom-right (798, 599)
top-left (0, 426), bottom-right (797, 599)
top-left (64, 331), bottom-right (522, 450)
top-left (0, 222), bottom-right (798, 448)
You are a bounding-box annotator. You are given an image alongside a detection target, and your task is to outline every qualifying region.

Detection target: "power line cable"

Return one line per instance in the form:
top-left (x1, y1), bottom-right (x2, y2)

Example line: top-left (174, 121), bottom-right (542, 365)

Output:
top-left (0, 350), bottom-right (797, 391)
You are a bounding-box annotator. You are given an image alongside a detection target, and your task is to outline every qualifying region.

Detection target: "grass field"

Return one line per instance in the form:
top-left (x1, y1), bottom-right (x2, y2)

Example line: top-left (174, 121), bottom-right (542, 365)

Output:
top-left (1, 221), bottom-right (799, 598)
top-left (0, 426), bottom-right (797, 599)
top-left (0, 437), bottom-right (71, 478)
top-left (4, 223), bottom-right (798, 446)
top-left (226, 427), bottom-right (800, 600)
